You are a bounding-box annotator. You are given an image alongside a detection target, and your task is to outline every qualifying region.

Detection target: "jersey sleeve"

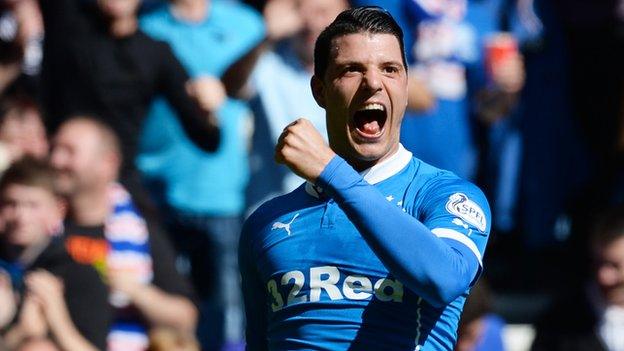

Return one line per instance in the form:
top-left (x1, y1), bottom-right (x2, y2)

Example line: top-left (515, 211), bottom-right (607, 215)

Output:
top-left (417, 175), bottom-right (491, 269)
top-left (318, 156), bottom-right (488, 307)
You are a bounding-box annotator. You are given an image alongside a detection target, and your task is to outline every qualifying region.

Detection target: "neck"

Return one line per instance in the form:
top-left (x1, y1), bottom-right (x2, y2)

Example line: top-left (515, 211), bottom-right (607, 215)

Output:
top-left (68, 186), bottom-right (110, 226)
top-left (109, 16), bottom-right (138, 38)
top-left (172, 0), bottom-right (209, 22)
top-left (351, 161), bottom-right (376, 172)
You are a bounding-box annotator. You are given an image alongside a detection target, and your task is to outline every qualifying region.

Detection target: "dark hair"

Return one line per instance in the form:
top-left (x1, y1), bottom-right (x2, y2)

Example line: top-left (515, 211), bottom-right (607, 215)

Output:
top-left (313, 6), bottom-right (407, 79)
top-left (0, 157), bottom-right (58, 197)
top-left (0, 91), bottom-right (40, 125)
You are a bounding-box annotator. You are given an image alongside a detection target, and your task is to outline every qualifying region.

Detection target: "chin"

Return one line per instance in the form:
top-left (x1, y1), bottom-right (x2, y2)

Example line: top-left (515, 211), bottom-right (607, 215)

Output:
top-left (352, 140), bottom-right (394, 161)
top-left (7, 234), bottom-right (35, 247)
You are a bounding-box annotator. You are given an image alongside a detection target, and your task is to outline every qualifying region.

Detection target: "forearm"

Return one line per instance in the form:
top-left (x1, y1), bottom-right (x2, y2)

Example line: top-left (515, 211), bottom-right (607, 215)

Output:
top-left (2, 325), bottom-right (28, 350)
top-left (222, 40), bottom-right (269, 99)
top-left (317, 157), bottom-right (478, 307)
top-left (407, 75), bottom-right (435, 112)
top-left (475, 88), bottom-right (519, 124)
top-left (129, 285), bottom-right (197, 333)
top-left (48, 317), bottom-right (98, 351)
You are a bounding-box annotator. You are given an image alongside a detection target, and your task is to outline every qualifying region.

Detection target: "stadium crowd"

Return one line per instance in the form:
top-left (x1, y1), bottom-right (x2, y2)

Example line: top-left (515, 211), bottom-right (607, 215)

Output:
top-left (0, 0), bottom-right (622, 350)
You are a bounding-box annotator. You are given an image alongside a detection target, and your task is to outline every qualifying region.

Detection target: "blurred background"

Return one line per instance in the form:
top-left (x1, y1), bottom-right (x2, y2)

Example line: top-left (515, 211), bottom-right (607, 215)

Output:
top-left (0, 0), bottom-right (623, 350)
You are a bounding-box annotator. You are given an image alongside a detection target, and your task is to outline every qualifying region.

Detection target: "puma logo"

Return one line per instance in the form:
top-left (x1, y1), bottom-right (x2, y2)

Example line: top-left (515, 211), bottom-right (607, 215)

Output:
top-left (272, 213), bottom-right (300, 236)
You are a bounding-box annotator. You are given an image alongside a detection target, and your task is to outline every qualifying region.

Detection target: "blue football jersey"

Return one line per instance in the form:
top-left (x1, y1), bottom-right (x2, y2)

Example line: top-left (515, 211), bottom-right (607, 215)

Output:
top-left (240, 145), bottom-right (491, 350)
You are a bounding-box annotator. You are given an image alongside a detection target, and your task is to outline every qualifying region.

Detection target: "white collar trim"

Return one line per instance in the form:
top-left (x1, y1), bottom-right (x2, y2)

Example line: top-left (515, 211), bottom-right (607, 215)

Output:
top-left (305, 144), bottom-right (412, 198)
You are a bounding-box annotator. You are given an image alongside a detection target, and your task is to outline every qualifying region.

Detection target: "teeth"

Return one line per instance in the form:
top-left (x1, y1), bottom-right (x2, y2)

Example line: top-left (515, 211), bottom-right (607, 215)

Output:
top-left (359, 103), bottom-right (385, 111)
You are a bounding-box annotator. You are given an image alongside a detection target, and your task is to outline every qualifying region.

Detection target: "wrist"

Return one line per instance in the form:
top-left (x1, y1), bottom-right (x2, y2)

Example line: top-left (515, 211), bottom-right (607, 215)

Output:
top-left (316, 155), bottom-right (344, 187)
top-left (125, 282), bottom-right (151, 302)
top-left (309, 150), bottom-right (337, 183)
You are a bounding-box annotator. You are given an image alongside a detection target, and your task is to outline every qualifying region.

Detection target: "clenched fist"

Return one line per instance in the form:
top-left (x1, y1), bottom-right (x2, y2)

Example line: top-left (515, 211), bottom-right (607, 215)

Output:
top-left (275, 118), bottom-right (335, 183)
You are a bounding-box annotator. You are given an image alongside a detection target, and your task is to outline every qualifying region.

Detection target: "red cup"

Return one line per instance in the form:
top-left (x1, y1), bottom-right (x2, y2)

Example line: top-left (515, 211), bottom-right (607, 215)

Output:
top-left (484, 32), bottom-right (518, 80)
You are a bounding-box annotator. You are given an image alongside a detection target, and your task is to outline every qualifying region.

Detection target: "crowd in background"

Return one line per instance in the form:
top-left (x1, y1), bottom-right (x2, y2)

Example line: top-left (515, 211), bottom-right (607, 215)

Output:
top-left (0, 0), bottom-right (622, 350)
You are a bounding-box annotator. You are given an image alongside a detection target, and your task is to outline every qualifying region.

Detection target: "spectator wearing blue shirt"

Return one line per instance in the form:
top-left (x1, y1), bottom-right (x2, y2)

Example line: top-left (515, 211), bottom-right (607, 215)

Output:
top-left (138, 1), bottom-right (265, 350)
top-left (240, 7), bottom-right (491, 350)
top-left (222, 0), bottom-right (349, 210)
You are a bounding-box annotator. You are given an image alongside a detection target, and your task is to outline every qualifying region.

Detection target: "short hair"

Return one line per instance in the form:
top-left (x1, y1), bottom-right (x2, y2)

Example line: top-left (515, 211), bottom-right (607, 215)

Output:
top-left (0, 92), bottom-right (40, 125)
top-left (313, 6), bottom-right (407, 79)
top-left (0, 157), bottom-right (59, 197)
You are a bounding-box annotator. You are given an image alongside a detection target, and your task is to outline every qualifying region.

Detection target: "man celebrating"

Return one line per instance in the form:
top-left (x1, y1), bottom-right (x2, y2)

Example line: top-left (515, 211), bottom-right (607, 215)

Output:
top-left (50, 117), bottom-right (198, 351)
top-left (239, 7), bottom-right (491, 350)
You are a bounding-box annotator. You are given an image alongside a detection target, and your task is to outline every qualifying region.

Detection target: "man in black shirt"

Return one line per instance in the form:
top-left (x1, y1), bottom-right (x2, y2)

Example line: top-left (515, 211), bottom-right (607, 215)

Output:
top-left (0, 158), bottom-right (112, 351)
top-left (38, 0), bottom-right (221, 182)
top-left (50, 116), bottom-right (198, 351)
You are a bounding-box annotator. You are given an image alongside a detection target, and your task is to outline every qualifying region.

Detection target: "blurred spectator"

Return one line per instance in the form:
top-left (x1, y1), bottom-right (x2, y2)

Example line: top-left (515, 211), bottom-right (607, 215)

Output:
top-left (49, 117), bottom-right (198, 351)
top-left (456, 280), bottom-right (506, 351)
top-left (0, 158), bottom-right (112, 351)
top-left (532, 206), bottom-right (624, 351)
top-left (352, 0), bottom-right (524, 181)
top-left (148, 328), bottom-right (200, 351)
top-left (552, 0), bottom-right (624, 254)
top-left (138, 0), bottom-right (265, 349)
top-left (223, 0), bottom-right (349, 209)
top-left (37, 0), bottom-right (220, 190)
top-left (0, 0), bottom-right (43, 94)
top-left (0, 89), bottom-right (47, 173)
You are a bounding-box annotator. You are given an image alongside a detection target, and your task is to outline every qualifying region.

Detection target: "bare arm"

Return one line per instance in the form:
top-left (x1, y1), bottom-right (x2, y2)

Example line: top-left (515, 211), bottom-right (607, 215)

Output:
top-left (222, 40), bottom-right (270, 99)
top-left (25, 270), bottom-right (99, 351)
top-left (109, 273), bottom-right (198, 333)
top-left (2, 295), bottom-right (49, 349)
top-left (0, 273), bottom-right (17, 330)
top-left (131, 285), bottom-right (197, 333)
top-left (476, 53), bottom-right (525, 124)
top-left (407, 74), bottom-right (435, 112)
top-left (222, 0), bottom-right (303, 99)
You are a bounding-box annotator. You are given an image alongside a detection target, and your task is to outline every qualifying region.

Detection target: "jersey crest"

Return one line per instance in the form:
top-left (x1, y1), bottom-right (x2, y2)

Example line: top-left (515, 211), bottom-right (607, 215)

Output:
top-left (445, 193), bottom-right (486, 232)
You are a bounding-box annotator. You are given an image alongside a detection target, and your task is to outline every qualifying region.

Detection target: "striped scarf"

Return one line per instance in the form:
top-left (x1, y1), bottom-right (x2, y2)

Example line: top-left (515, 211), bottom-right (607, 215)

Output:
top-left (105, 183), bottom-right (153, 351)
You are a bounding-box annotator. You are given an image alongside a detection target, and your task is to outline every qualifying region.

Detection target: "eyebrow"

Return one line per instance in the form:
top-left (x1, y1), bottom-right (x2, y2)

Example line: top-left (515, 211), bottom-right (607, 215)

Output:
top-left (333, 60), bottom-right (405, 68)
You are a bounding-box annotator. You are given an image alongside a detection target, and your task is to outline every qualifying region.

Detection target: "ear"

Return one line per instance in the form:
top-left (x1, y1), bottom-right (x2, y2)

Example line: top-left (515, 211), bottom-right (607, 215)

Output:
top-left (101, 151), bottom-right (122, 181)
top-left (310, 75), bottom-right (326, 109)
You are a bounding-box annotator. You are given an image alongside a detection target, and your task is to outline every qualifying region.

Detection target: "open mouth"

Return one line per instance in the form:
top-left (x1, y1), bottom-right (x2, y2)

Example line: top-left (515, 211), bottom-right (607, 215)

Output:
top-left (353, 103), bottom-right (387, 138)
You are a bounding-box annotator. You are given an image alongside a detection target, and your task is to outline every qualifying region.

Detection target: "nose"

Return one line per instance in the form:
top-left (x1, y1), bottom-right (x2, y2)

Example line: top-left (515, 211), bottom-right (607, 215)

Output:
top-left (361, 69), bottom-right (383, 93)
top-left (15, 204), bottom-right (29, 222)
